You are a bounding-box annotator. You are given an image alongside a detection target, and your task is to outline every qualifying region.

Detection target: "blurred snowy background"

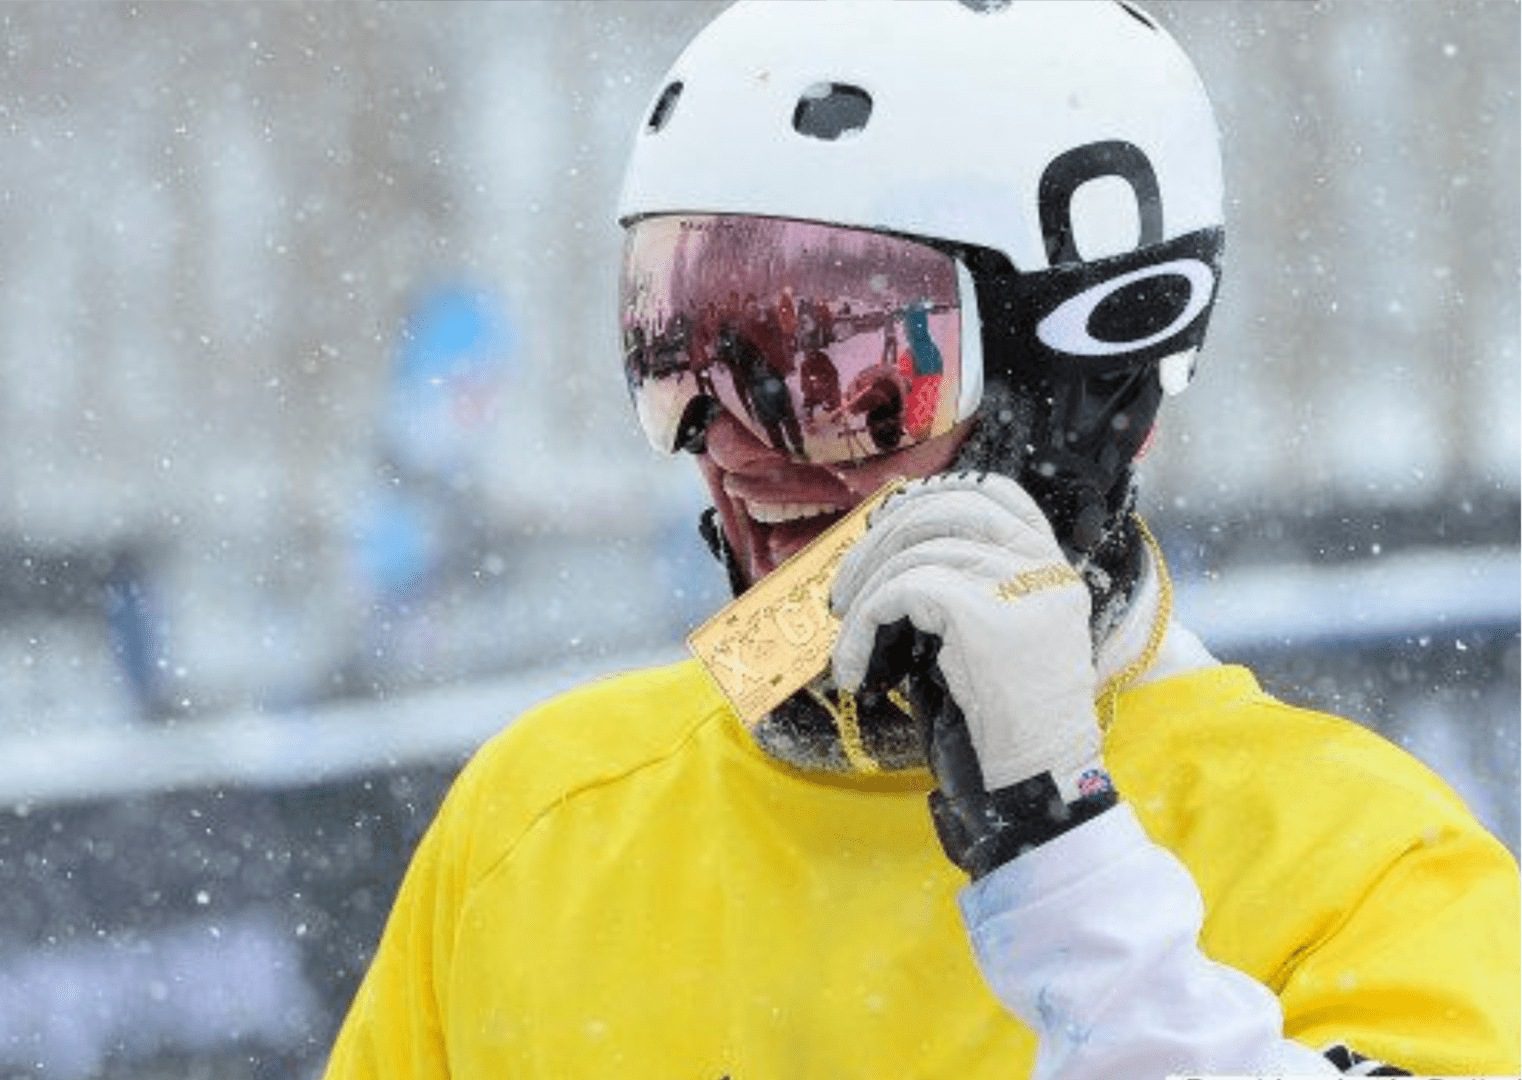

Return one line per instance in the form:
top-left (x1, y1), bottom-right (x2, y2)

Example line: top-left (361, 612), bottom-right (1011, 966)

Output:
top-left (0, 1), bottom-right (1515, 1076)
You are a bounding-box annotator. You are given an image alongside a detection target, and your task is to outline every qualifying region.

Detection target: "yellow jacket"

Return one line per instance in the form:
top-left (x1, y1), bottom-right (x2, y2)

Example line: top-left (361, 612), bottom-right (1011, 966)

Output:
top-left (326, 661), bottom-right (1519, 1078)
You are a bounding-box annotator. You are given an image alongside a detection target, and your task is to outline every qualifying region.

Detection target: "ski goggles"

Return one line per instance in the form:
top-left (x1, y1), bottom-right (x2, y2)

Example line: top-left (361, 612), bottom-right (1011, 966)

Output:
top-left (619, 214), bottom-right (979, 465)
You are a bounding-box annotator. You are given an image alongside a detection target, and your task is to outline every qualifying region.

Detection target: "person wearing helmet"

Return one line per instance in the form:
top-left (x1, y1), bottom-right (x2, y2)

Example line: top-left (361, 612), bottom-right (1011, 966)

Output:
top-left (326, 3), bottom-right (1519, 1078)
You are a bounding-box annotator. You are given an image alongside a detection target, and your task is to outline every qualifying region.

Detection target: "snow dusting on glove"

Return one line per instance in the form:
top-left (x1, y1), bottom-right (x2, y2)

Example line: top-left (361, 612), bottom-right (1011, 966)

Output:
top-left (832, 471), bottom-right (1103, 795)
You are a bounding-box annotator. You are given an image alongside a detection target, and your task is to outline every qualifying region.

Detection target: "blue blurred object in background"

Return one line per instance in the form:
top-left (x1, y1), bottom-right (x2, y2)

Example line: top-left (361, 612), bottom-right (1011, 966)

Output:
top-left (102, 550), bottom-right (168, 718)
top-left (349, 284), bottom-right (518, 687)
top-left (383, 285), bottom-right (515, 481)
top-left (352, 488), bottom-right (439, 603)
top-left (357, 285), bottom-right (514, 598)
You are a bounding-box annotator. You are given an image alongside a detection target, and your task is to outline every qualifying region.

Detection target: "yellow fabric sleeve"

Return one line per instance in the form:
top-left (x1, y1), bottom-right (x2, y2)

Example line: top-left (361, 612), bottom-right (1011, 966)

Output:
top-left (1278, 816), bottom-right (1520, 1074)
top-left (1111, 669), bottom-right (1521, 1077)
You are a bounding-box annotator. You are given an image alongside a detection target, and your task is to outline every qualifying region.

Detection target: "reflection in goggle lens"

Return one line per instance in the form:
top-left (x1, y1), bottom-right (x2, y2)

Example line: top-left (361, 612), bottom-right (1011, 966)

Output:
top-left (620, 214), bottom-right (964, 465)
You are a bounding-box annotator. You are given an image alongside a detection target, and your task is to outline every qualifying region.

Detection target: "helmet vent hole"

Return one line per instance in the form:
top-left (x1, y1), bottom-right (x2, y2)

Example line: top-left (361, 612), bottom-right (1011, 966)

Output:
top-left (1117, 2), bottom-right (1158, 31)
top-left (792, 83), bottom-right (872, 141)
top-left (646, 81), bottom-right (683, 132)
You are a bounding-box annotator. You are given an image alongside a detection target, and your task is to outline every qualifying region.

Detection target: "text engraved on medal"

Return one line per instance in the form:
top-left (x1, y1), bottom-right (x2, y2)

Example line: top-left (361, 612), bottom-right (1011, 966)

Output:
top-left (688, 478), bottom-right (906, 726)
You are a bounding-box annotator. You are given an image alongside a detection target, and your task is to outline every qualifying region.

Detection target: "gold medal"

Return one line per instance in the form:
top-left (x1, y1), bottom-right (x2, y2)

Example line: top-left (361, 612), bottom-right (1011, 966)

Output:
top-left (687, 477), bottom-right (907, 727)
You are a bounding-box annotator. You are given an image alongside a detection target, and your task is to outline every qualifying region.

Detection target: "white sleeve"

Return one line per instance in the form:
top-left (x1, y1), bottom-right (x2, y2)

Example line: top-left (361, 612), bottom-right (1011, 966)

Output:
top-left (959, 804), bottom-right (1338, 1080)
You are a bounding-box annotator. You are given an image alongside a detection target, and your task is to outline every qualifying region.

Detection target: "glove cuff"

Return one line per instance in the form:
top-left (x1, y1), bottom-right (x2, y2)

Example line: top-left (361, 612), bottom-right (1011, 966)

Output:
top-left (929, 769), bottom-right (1119, 880)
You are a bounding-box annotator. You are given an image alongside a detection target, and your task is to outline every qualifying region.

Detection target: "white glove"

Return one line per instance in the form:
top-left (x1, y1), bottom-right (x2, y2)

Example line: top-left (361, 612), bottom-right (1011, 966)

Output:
top-left (831, 472), bottom-right (1104, 800)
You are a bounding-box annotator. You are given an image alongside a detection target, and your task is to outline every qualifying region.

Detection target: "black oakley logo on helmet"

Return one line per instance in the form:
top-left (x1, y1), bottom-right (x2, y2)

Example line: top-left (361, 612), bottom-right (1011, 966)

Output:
top-left (1008, 139), bottom-right (1224, 375)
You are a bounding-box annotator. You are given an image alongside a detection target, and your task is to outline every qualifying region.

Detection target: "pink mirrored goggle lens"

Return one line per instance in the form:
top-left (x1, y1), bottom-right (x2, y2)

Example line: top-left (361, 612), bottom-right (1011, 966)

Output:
top-left (620, 214), bottom-right (963, 465)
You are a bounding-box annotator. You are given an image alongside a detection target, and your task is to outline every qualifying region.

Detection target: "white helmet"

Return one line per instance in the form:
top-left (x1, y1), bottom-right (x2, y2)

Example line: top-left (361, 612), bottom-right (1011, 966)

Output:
top-left (620, 0), bottom-right (1225, 551)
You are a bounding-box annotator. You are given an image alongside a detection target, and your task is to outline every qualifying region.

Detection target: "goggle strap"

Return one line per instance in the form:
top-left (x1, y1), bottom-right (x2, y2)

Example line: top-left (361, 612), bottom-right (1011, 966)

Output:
top-left (920, 226), bottom-right (1225, 387)
top-left (954, 259), bottom-right (985, 423)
